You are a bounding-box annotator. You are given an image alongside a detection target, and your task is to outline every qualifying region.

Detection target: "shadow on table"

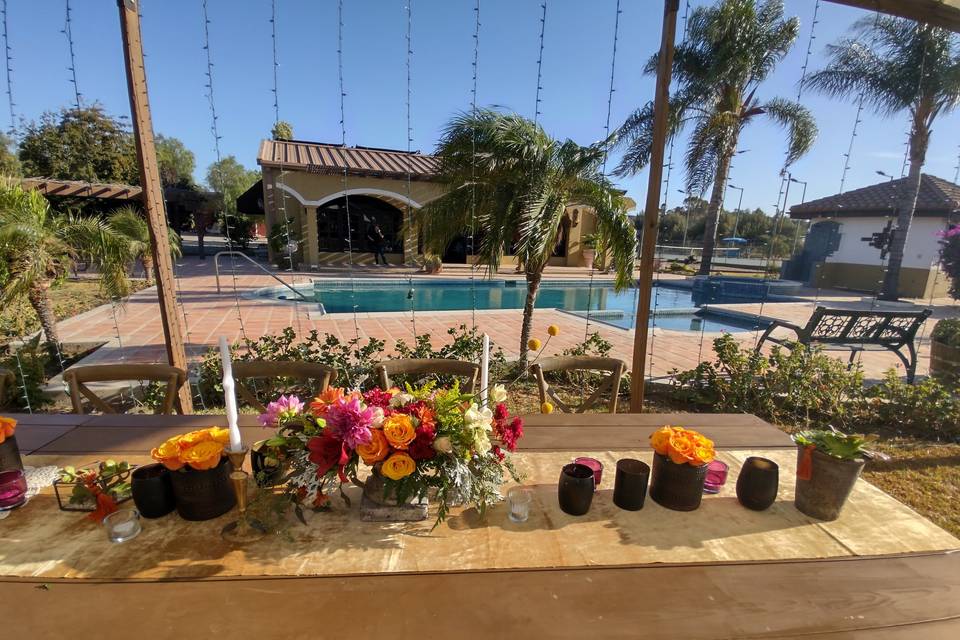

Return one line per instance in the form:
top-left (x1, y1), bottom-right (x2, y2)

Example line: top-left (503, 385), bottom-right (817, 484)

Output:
top-left (445, 483), bottom-right (813, 551)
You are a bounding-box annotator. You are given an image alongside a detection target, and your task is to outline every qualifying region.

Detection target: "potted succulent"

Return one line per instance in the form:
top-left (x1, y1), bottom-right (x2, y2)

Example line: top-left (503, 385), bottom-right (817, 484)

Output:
top-left (581, 233), bottom-right (598, 270)
top-left (648, 425), bottom-right (715, 511)
top-left (793, 429), bottom-right (872, 521)
top-left (418, 254), bottom-right (443, 274)
top-left (930, 319), bottom-right (960, 383)
top-left (0, 416), bottom-right (22, 472)
top-left (151, 427), bottom-right (236, 521)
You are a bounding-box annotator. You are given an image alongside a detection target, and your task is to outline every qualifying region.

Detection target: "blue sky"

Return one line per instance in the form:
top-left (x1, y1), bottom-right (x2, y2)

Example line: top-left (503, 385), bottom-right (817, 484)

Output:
top-left (5, 0), bottom-right (960, 214)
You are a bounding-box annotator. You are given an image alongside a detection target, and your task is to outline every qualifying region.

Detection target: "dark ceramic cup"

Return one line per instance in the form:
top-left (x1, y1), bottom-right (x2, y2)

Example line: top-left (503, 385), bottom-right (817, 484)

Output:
top-left (736, 456), bottom-right (779, 511)
top-left (131, 463), bottom-right (176, 519)
top-left (558, 463), bottom-right (595, 516)
top-left (613, 458), bottom-right (650, 511)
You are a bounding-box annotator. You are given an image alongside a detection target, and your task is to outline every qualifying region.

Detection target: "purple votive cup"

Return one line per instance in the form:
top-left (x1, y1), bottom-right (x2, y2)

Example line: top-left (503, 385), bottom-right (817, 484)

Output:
top-left (0, 469), bottom-right (27, 508)
top-left (574, 457), bottom-right (603, 487)
top-left (703, 459), bottom-right (729, 494)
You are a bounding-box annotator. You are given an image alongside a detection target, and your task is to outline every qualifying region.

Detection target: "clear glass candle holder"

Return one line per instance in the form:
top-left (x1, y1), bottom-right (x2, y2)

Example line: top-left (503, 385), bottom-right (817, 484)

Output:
top-left (507, 486), bottom-right (533, 523)
top-left (103, 508), bottom-right (142, 543)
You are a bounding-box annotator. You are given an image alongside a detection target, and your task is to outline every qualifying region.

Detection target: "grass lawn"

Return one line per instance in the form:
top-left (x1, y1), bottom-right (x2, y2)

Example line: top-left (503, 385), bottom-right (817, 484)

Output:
top-left (0, 278), bottom-right (152, 343)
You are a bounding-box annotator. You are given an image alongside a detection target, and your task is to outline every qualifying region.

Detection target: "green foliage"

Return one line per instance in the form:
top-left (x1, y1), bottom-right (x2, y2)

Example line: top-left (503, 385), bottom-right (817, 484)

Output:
top-left (205, 155), bottom-right (260, 216)
top-left (0, 336), bottom-right (50, 410)
top-left (561, 331), bottom-right (613, 359)
top-left (931, 318), bottom-right (960, 348)
top-left (58, 460), bottom-right (132, 505)
top-left (393, 324), bottom-right (508, 385)
top-left (794, 429), bottom-right (872, 461)
top-left (268, 220), bottom-right (300, 268)
top-left (271, 121), bottom-right (293, 140)
top-left (670, 334), bottom-right (864, 429)
top-left (939, 226), bottom-right (960, 301)
top-left (18, 106), bottom-right (139, 185)
top-left (0, 133), bottom-right (20, 176)
top-left (222, 212), bottom-right (255, 251)
top-left (864, 370), bottom-right (960, 440)
top-left (155, 135), bottom-right (196, 188)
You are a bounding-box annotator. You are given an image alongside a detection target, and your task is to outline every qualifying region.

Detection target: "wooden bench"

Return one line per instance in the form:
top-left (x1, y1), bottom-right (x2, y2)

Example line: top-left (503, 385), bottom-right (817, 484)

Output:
top-left (756, 306), bottom-right (932, 382)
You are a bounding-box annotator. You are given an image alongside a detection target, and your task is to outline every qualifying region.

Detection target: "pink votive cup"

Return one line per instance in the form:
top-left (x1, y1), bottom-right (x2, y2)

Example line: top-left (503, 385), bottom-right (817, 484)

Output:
top-left (573, 457), bottom-right (603, 487)
top-left (703, 460), bottom-right (729, 494)
top-left (0, 469), bottom-right (27, 509)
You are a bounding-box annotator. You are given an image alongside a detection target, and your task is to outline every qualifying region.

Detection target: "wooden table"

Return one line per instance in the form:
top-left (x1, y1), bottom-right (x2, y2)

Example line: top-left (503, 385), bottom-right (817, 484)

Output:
top-left (2, 413), bottom-right (958, 639)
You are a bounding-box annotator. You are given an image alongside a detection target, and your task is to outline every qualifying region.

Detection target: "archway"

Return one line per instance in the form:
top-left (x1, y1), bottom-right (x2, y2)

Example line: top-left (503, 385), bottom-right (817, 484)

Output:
top-left (315, 195), bottom-right (404, 254)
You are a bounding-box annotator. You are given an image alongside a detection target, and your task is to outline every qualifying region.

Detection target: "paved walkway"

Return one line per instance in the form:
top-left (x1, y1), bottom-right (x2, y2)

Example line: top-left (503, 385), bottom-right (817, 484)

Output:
top-left (52, 257), bottom-right (958, 383)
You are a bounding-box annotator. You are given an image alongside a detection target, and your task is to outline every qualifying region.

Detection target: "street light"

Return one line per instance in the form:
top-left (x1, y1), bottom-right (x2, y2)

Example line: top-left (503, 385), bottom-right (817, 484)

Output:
top-left (727, 183), bottom-right (745, 238)
top-left (876, 170), bottom-right (895, 182)
top-left (788, 177), bottom-right (808, 254)
top-left (677, 189), bottom-right (691, 249)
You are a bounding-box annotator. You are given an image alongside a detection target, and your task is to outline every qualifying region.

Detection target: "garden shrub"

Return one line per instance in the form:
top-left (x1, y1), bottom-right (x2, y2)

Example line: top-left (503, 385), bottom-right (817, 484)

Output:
top-left (863, 369), bottom-right (960, 440)
top-left (0, 336), bottom-right (50, 410)
top-left (931, 318), bottom-right (960, 348)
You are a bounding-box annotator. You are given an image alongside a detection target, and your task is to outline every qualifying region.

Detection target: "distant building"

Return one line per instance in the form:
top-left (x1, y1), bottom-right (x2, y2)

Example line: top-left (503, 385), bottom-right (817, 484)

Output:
top-left (787, 174), bottom-right (959, 298)
top-left (255, 139), bottom-right (600, 268)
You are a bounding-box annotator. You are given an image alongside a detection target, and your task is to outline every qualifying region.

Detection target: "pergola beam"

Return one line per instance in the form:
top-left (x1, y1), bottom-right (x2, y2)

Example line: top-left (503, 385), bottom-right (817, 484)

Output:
top-left (825, 0), bottom-right (960, 32)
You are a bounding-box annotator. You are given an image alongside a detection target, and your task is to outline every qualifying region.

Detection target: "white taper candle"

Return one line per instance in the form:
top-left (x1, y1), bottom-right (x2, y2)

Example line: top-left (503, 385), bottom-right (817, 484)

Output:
top-left (219, 336), bottom-right (242, 452)
top-left (480, 333), bottom-right (490, 407)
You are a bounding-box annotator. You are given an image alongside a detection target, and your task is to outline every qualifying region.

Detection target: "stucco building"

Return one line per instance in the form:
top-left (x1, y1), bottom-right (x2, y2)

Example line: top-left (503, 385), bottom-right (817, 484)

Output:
top-left (256, 139), bottom-right (600, 269)
top-left (787, 174), bottom-right (959, 299)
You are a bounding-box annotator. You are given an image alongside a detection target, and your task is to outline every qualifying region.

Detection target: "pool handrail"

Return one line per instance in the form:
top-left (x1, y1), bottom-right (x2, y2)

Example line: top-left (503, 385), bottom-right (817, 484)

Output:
top-left (213, 251), bottom-right (308, 301)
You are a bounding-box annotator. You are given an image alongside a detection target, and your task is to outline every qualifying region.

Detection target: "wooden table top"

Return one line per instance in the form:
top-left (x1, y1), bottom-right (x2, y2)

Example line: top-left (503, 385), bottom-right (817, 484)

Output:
top-left (2, 411), bottom-right (957, 638)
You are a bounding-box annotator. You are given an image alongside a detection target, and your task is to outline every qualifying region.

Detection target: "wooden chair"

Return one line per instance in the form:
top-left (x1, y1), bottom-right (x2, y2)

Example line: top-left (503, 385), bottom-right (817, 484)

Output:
top-left (373, 358), bottom-right (479, 394)
top-left (231, 360), bottom-right (338, 412)
top-left (531, 356), bottom-right (626, 414)
top-left (63, 364), bottom-right (187, 415)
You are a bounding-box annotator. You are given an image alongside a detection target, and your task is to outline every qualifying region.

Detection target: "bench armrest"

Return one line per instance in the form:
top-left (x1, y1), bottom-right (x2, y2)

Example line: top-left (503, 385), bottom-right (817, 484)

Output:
top-left (756, 319), bottom-right (803, 350)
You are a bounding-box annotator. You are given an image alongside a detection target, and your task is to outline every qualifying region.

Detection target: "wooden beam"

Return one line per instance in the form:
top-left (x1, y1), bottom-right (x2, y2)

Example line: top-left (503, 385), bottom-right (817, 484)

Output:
top-left (630, 0), bottom-right (680, 413)
top-left (116, 0), bottom-right (193, 413)
top-left (826, 0), bottom-right (960, 32)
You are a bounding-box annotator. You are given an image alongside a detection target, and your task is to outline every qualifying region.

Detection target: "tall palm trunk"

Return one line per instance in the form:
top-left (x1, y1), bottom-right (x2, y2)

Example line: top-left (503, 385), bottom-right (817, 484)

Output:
top-left (879, 122), bottom-right (929, 301)
top-left (27, 281), bottom-right (59, 348)
top-left (141, 252), bottom-right (155, 285)
top-left (518, 269), bottom-right (542, 369)
top-left (697, 145), bottom-right (735, 276)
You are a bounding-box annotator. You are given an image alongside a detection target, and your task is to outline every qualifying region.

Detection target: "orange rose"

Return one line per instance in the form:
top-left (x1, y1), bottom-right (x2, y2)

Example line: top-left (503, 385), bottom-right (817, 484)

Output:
top-left (151, 437), bottom-right (185, 470)
top-left (357, 429), bottom-right (389, 465)
top-left (309, 387), bottom-right (345, 416)
top-left (381, 452), bottom-right (416, 480)
top-left (0, 416), bottom-right (16, 445)
top-left (180, 440), bottom-right (225, 470)
top-left (382, 414), bottom-right (416, 450)
top-left (178, 429), bottom-right (213, 449)
top-left (208, 427), bottom-right (231, 445)
top-left (650, 426), bottom-right (674, 455)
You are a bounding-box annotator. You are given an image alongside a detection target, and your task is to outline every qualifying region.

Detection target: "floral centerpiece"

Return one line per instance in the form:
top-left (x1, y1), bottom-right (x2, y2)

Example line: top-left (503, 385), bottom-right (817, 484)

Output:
top-left (54, 460), bottom-right (133, 522)
top-left (258, 382), bottom-right (524, 526)
top-left (648, 425), bottom-right (716, 511)
top-left (150, 427), bottom-right (235, 521)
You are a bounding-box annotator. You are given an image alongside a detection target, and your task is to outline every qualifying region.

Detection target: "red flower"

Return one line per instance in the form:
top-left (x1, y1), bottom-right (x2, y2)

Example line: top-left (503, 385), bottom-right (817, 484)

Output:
top-left (493, 403), bottom-right (509, 421)
top-left (363, 388), bottom-right (395, 408)
top-left (492, 445), bottom-right (505, 462)
top-left (408, 424), bottom-right (436, 461)
top-left (307, 433), bottom-right (350, 481)
top-left (398, 400), bottom-right (437, 430)
top-left (499, 417), bottom-right (524, 452)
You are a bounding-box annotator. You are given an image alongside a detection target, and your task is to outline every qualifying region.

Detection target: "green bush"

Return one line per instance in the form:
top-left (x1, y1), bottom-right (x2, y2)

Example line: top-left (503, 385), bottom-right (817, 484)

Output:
top-left (863, 370), bottom-right (960, 440)
top-left (1, 337), bottom-right (50, 410)
top-left (931, 318), bottom-right (960, 348)
top-left (221, 213), bottom-right (255, 251)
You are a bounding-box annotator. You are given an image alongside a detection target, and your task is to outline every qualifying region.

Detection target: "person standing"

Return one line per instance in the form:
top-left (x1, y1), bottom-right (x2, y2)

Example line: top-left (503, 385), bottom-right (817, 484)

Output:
top-left (368, 224), bottom-right (388, 265)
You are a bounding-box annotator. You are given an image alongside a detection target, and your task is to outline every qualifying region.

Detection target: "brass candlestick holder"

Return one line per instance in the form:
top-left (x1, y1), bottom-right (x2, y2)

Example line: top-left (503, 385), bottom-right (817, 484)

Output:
top-left (221, 447), bottom-right (267, 543)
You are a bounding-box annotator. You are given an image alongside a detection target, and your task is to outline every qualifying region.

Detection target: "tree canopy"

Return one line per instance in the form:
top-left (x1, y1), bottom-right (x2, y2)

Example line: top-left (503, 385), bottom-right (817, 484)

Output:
top-left (271, 121), bottom-right (293, 140)
top-left (155, 135), bottom-right (196, 188)
top-left (205, 156), bottom-right (260, 216)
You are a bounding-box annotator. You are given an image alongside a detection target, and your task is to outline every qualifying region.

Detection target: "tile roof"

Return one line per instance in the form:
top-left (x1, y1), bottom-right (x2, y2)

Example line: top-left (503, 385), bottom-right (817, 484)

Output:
top-left (257, 139), bottom-right (439, 180)
top-left (790, 174), bottom-right (960, 218)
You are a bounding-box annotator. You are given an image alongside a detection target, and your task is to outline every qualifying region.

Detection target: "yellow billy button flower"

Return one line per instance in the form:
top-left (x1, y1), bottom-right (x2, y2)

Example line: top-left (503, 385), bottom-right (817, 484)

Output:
top-left (528, 338), bottom-right (542, 351)
top-left (547, 324), bottom-right (560, 337)
top-left (381, 452), bottom-right (416, 480)
top-left (541, 402), bottom-right (554, 414)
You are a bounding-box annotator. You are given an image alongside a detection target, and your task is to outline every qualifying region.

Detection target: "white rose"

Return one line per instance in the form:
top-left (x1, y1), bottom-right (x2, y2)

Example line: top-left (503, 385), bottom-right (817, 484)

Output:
top-left (490, 384), bottom-right (507, 404)
top-left (369, 406), bottom-right (385, 428)
top-left (473, 429), bottom-right (491, 455)
top-left (433, 436), bottom-right (453, 454)
top-left (389, 392), bottom-right (414, 408)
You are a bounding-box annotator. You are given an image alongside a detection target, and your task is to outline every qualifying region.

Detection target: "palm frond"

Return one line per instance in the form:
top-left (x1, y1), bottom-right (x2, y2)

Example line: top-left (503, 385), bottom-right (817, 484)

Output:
top-left (758, 98), bottom-right (818, 166)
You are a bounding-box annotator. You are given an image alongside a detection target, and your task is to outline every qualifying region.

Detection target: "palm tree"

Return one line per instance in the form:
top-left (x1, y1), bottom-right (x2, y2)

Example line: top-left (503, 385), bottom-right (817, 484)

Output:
top-left (0, 180), bottom-right (132, 348)
top-left (418, 109), bottom-right (637, 366)
top-left (807, 17), bottom-right (960, 301)
top-left (614, 0), bottom-right (816, 276)
top-left (104, 205), bottom-right (182, 285)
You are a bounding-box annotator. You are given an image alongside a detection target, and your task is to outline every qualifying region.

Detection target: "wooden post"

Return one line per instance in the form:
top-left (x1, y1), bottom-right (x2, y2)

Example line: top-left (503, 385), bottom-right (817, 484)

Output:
top-left (630, 0), bottom-right (679, 413)
top-left (116, 0), bottom-right (193, 413)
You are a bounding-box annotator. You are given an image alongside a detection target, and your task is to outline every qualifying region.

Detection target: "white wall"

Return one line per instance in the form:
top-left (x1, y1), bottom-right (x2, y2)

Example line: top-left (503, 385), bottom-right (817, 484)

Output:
top-left (825, 216), bottom-right (947, 268)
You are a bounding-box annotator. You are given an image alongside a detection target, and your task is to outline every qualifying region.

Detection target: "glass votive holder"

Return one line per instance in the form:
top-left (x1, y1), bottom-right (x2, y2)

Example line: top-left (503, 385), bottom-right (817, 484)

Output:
top-left (573, 457), bottom-right (603, 487)
top-left (103, 508), bottom-right (142, 543)
top-left (703, 460), bottom-right (729, 494)
top-left (613, 458), bottom-right (650, 511)
top-left (507, 486), bottom-right (533, 523)
top-left (0, 469), bottom-right (27, 510)
top-left (736, 457), bottom-right (779, 511)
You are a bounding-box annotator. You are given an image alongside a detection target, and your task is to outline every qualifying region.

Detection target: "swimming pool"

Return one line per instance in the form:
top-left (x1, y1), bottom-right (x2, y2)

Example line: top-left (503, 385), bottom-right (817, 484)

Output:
top-left (261, 279), bottom-right (763, 333)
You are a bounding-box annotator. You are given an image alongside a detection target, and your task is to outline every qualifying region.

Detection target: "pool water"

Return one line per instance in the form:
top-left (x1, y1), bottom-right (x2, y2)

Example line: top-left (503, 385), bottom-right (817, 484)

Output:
top-left (291, 280), bottom-right (760, 332)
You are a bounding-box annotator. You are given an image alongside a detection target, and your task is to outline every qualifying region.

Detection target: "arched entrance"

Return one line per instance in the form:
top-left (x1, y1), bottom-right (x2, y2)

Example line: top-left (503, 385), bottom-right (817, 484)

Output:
top-left (315, 195), bottom-right (404, 254)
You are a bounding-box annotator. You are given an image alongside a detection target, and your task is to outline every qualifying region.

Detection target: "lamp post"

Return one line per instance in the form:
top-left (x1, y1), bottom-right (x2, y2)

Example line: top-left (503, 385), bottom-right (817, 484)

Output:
top-left (788, 177), bottom-right (807, 254)
top-left (727, 184), bottom-right (744, 238)
top-left (677, 189), bottom-right (690, 249)
top-left (876, 170), bottom-right (896, 182)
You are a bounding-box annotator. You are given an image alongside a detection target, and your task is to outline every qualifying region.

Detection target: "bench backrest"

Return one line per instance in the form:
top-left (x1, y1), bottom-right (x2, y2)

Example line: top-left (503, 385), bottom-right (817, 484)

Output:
top-left (802, 306), bottom-right (932, 346)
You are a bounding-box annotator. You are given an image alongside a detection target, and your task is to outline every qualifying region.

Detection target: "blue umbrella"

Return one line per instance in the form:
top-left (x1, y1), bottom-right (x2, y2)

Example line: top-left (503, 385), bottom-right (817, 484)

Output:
top-left (721, 237), bottom-right (748, 244)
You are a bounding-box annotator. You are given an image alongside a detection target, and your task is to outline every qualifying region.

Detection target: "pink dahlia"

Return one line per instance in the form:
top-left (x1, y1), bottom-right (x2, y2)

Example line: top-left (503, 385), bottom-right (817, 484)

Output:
top-left (258, 394), bottom-right (305, 427)
top-left (324, 396), bottom-right (375, 449)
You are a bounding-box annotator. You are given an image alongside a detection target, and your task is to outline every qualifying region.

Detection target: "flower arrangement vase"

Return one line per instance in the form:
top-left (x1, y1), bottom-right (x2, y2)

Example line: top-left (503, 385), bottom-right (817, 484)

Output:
top-left (131, 463), bottom-right (176, 519)
top-left (355, 469), bottom-right (428, 522)
top-left (168, 457), bottom-right (236, 521)
top-left (0, 434), bottom-right (22, 473)
top-left (649, 452), bottom-right (708, 511)
top-left (794, 447), bottom-right (864, 522)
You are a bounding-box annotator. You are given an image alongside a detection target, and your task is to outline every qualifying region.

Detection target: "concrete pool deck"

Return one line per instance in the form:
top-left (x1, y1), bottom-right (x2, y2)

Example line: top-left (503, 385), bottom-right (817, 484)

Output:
top-left (47, 257), bottom-right (959, 386)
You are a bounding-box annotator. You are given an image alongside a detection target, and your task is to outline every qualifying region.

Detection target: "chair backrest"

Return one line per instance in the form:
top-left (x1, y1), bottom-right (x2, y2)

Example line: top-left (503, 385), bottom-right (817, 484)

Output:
top-left (0, 367), bottom-right (15, 408)
top-left (373, 358), bottom-right (479, 394)
top-left (531, 356), bottom-right (626, 414)
top-left (804, 306), bottom-right (932, 346)
top-left (231, 360), bottom-right (338, 412)
top-left (63, 364), bottom-right (187, 415)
